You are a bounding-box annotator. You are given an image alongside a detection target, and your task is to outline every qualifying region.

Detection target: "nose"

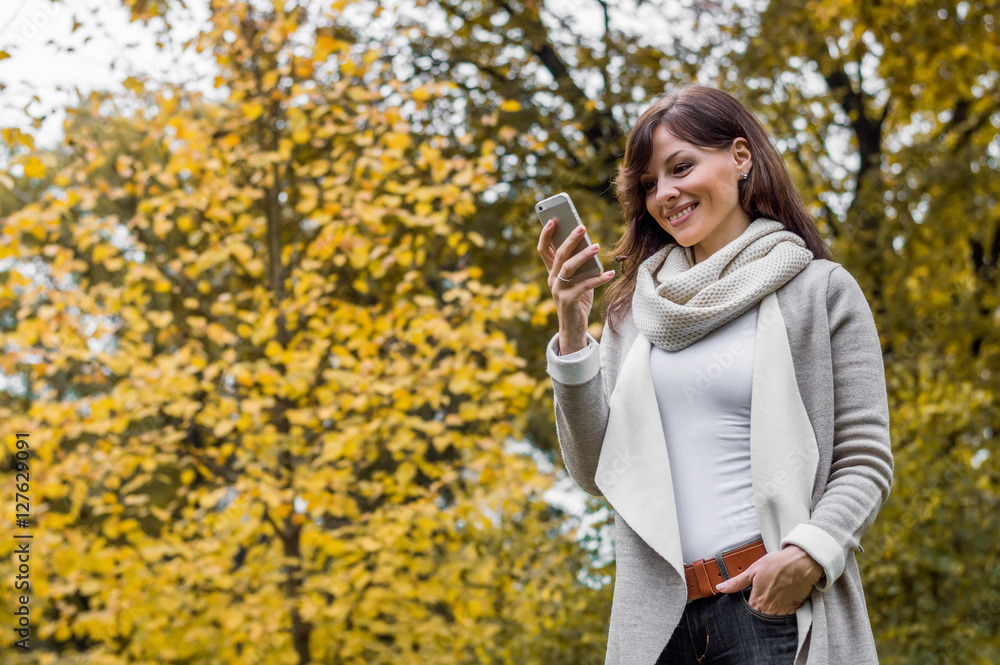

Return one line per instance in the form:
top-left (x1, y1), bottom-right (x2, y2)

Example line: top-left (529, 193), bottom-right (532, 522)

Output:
top-left (654, 176), bottom-right (678, 208)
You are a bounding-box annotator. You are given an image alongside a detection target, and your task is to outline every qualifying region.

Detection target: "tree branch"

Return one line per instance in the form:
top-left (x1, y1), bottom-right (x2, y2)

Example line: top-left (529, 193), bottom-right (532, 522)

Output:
top-left (824, 69), bottom-right (884, 178)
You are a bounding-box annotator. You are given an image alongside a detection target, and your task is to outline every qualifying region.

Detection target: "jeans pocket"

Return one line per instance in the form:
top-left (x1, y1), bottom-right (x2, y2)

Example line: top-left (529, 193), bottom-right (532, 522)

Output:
top-left (739, 586), bottom-right (798, 622)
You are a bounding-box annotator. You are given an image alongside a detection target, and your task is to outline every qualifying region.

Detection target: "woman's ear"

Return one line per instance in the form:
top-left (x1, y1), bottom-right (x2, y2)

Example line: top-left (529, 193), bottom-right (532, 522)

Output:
top-left (732, 137), bottom-right (752, 175)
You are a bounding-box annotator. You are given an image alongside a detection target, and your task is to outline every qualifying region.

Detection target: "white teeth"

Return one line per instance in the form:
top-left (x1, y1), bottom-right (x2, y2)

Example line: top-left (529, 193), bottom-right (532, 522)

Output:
top-left (666, 203), bottom-right (696, 222)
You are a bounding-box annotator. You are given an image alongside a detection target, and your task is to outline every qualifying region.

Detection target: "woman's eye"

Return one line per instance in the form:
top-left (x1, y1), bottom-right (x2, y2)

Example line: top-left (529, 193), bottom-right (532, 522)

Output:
top-left (642, 180), bottom-right (655, 191)
top-left (675, 163), bottom-right (692, 175)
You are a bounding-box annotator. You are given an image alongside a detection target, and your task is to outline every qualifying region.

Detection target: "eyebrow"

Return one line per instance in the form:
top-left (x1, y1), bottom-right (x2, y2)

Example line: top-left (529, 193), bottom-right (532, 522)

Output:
top-left (640, 150), bottom-right (687, 177)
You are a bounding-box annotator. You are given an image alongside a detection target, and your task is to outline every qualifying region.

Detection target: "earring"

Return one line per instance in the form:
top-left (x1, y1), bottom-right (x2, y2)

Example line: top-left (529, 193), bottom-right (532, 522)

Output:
top-left (739, 172), bottom-right (749, 180)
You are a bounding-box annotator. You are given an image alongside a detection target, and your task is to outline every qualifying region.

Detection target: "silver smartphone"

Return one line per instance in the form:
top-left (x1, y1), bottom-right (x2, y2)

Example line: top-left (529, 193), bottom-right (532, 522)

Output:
top-left (535, 192), bottom-right (603, 284)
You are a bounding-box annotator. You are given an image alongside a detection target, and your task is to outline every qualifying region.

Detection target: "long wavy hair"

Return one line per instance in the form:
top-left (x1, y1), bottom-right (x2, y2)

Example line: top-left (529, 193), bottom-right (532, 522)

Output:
top-left (602, 85), bottom-right (831, 332)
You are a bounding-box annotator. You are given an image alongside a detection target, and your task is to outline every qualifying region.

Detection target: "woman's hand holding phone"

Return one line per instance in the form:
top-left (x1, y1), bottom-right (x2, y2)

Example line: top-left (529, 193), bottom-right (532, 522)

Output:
top-left (536, 217), bottom-right (615, 355)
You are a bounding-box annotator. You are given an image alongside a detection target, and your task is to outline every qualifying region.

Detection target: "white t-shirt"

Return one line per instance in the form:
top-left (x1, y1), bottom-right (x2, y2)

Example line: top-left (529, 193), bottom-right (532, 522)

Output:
top-left (648, 304), bottom-right (762, 564)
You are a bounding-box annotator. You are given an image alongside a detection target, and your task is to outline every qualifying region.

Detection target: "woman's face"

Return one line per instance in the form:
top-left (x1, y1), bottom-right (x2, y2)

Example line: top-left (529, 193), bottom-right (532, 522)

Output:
top-left (641, 124), bottom-right (753, 264)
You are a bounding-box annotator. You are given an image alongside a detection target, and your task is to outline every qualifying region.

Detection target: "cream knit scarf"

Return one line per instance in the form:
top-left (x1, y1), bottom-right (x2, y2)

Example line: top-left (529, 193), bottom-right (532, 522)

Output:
top-left (631, 218), bottom-right (814, 351)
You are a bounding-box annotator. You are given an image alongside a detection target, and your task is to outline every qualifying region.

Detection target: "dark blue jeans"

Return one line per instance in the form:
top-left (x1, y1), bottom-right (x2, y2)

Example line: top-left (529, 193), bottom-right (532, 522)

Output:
top-left (655, 581), bottom-right (798, 664)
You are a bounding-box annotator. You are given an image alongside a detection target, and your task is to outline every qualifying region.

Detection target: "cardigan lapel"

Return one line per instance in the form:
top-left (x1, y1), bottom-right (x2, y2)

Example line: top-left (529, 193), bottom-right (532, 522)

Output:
top-left (750, 291), bottom-right (819, 655)
top-left (749, 292), bottom-right (819, 549)
top-left (595, 332), bottom-right (685, 577)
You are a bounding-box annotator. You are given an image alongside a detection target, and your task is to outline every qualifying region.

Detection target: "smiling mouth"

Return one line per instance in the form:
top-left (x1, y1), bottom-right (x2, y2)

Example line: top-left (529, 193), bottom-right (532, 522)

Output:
top-left (666, 203), bottom-right (697, 222)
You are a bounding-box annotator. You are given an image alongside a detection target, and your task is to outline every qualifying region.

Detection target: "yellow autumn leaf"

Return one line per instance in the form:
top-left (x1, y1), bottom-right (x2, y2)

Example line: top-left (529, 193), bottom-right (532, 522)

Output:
top-left (23, 156), bottom-right (46, 179)
top-left (383, 132), bottom-right (411, 151)
top-left (213, 418), bottom-right (236, 438)
top-left (92, 244), bottom-right (116, 262)
top-left (242, 103), bottom-right (264, 121)
top-left (148, 311), bottom-right (173, 328)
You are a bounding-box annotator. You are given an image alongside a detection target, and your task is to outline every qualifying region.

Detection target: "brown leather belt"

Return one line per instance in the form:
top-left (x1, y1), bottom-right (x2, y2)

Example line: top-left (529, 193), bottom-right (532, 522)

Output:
top-left (685, 538), bottom-right (767, 602)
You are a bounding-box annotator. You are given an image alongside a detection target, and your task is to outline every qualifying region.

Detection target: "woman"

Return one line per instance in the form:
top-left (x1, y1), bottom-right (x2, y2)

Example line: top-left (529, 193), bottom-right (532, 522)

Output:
top-left (536, 85), bottom-right (893, 665)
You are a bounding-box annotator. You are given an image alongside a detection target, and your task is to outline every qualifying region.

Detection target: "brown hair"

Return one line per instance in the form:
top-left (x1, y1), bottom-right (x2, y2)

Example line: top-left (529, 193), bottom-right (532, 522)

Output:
top-left (602, 85), bottom-right (831, 332)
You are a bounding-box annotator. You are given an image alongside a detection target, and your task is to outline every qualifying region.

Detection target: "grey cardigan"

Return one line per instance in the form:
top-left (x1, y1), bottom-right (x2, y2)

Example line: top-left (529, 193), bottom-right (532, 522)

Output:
top-left (545, 259), bottom-right (893, 664)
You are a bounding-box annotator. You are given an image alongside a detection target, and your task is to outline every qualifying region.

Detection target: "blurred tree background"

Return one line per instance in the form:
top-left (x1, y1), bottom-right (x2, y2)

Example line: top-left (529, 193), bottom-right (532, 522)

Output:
top-left (0, 0), bottom-right (997, 663)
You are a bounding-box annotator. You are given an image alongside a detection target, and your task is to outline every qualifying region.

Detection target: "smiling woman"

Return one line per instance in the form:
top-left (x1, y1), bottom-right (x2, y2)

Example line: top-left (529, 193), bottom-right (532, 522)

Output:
top-left (537, 85), bottom-right (893, 665)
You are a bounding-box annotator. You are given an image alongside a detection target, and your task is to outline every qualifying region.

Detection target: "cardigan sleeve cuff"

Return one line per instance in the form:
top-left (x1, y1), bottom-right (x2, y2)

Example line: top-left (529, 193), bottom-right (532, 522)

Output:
top-left (545, 331), bottom-right (601, 386)
top-left (780, 523), bottom-right (845, 592)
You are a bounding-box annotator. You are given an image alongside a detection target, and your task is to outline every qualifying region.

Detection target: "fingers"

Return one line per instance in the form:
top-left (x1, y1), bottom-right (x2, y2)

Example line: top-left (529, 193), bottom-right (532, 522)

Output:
top-left (551, 222), bottom-right (587, 272)
top-left (538, 218), bottom-right (614, 299)
top-left (537, 216), bottom-right (584, 272)
top-left (561, 241), bottom-right (602, 280)
top-left (567, 268), bottom-right (615, 293)
top-left (716, 568), bottom-right (754, 593)
top-left (550, 225), bottom-right (596, 284)
top-left (536, 218), bottom-right (558, 271)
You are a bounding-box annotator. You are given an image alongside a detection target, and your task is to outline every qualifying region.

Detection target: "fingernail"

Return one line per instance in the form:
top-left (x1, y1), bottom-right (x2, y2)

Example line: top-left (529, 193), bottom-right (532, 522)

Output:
top-left (591, 243), bottom-right (600, 251)
top-left (545, 220), bottom-right (553, 228)
top-left (604, 270), bottom-right (615, 277)
top-left (716, 582), bottom-right (727, 591)
top-left (576, 226), bottom-right (585, 234)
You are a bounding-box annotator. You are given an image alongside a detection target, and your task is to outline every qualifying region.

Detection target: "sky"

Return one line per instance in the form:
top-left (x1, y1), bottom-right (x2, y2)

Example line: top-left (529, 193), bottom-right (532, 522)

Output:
top-left (0, 0), bottom-right (215, 151)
